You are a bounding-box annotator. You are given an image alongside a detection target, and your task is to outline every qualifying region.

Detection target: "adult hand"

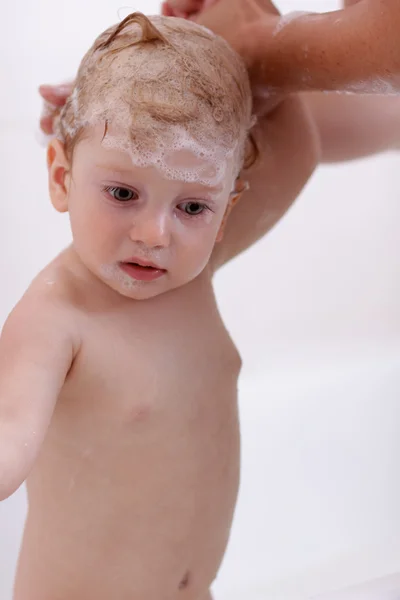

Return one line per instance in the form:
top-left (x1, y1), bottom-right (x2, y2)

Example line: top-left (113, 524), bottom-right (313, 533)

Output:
top-left (163, 0), bottom-right (400, 95)
top-left (163, 0), bottom-right (282, 114)
top-left (38, 1), bottom-right (280, 135)
top-left (38, 82), bottom-right (74, 135)
top-left (161, 0), bottom-right (215, 18)
top-left (164, 0), bottom-right (280, 77)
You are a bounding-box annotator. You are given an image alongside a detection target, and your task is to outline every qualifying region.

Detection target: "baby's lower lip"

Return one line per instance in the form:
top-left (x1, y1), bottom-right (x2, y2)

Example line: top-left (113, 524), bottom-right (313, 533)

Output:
top-left (119, 262), bottom-right (167, 282)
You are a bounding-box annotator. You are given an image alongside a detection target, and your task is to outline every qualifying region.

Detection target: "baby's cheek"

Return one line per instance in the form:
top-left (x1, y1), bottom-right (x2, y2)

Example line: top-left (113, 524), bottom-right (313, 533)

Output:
top-left (71, 202), bottom-right (114, 249)
top-left (199, 210), bottom-right (214, 226)
top-left (189, 229), bottom-right (219, 266)
top-left (172, 213), bottom-right (222, 270)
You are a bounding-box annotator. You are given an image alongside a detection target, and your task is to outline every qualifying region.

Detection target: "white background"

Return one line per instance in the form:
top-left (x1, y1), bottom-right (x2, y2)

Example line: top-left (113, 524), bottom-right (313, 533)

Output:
top-left (1, 1), bottom-right (400, 599)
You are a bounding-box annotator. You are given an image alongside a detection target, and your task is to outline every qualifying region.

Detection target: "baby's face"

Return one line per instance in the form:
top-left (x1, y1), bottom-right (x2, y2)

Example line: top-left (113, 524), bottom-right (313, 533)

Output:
top-left (63, 127), bottom-right (236, 300)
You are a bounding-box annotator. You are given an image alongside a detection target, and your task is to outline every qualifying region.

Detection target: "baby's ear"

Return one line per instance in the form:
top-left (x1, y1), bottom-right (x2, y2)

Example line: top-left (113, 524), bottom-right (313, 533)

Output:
top-left (229, 178), bottom-right (249, 207)
top-left (47, 139), bottom-right (70, 213)
top-left (216, 177), bottom-right (249, 243)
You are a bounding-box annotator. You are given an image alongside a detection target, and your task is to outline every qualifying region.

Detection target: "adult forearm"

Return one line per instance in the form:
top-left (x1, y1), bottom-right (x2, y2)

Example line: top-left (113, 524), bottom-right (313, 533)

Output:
top-left (305, 92), bottom-right (400, 163)
top-left (247, 0), bottom-right (400, 93)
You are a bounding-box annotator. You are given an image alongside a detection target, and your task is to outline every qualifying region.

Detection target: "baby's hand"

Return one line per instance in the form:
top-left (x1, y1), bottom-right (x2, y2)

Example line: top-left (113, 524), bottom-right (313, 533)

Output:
top-left (38, 82), bottom-right (73, 135)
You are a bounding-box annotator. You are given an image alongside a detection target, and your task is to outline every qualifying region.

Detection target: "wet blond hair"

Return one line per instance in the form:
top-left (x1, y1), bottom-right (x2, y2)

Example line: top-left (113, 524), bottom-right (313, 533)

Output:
top-left (56, 13), bottom-right (256, 184)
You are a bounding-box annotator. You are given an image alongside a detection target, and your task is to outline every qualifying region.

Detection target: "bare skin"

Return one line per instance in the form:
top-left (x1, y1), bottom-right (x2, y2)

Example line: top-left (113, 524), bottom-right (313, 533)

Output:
top-left (40, 0), bottom-right (400, 163)
top-left (11, 249), bottom-right (240, 600)
top-left (159, 0), bottom-right (400, 162)
top-left (30, 8), bottom-right (400, 592)
top-left (165, 0), bottom-right (400, 94)
top-left (303, 92), bottom-right (400, 162)
top-left (2, 95), bottom-right (318, 600)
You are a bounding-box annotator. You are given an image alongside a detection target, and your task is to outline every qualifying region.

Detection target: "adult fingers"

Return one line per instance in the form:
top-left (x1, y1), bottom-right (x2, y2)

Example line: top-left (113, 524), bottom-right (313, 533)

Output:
top-left (38, 83), bottom-right (73, 107)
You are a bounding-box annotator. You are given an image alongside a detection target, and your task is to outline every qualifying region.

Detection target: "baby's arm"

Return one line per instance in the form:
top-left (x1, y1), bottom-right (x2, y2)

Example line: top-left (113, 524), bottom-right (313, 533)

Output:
top-left (210, 89), bottom-right (399, 271)
top-left (305, 92), bottom-right (400, 163)
top-left (210, 96), bottom-right (319, 270)
top-left (0, 297), bottom-right (76, 500)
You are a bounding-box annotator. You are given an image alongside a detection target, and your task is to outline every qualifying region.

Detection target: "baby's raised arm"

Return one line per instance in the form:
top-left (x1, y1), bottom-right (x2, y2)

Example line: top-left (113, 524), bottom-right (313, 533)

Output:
top-left (210, 96), bottom-right (319, 271)
top-left (304, 92), bottom-right (400, 163)
top-left (0, 297), bottom-right (77, 501)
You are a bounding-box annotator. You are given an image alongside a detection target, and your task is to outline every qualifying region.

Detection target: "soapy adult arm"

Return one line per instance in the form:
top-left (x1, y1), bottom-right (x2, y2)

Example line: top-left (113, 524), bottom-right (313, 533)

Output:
top-left (164, 0), bottom-right (400, 95)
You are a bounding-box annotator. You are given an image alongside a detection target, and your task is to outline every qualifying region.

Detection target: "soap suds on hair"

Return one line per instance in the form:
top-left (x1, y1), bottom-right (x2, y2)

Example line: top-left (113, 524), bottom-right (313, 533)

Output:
top-left (55, 13), bottom-right (255, 186)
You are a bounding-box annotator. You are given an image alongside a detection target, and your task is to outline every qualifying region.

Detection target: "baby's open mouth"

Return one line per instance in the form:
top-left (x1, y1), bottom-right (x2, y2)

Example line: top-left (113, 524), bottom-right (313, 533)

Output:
top-left (123, 257), bottom-right (166, 271)
top-left (127, 262), bottom-right (156, 270)
top-left (119, 260), bottom-right (167, 281)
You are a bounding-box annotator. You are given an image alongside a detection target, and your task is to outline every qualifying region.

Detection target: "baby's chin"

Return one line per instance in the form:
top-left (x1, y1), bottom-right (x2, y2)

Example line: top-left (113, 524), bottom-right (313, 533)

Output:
top-left (109, 284), bottom-right (169, 301)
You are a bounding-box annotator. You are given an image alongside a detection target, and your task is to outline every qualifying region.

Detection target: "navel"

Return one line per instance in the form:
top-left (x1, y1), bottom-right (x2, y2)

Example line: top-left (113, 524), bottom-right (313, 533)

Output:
top-left (178, 570), bottom-right (191, 590)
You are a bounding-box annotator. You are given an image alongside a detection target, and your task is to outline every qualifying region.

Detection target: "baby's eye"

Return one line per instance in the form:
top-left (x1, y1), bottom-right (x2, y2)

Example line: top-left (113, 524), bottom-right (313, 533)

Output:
top-left (179, 201), bottom-right (208, 217)
top-left (104, 186), bottom-right (137, 202)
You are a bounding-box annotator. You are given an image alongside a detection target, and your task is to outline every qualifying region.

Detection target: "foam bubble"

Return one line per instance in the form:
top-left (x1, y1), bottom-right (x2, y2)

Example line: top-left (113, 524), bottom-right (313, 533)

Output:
top-left (55, 14), bottom-right (252, 186)
top-left (100, 263), bottom-right (146, 290)
top-left (101, 124), bottom-right (237, 186)
top-left (341, 77), bottom-right (400, 95)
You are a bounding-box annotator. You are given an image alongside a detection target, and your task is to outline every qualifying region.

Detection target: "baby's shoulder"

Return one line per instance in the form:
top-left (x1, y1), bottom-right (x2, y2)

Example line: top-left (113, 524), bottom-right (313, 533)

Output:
top-left (7, 259), bottom-right (83, 338)
top-left (27, 261), bottom-right (78, 313)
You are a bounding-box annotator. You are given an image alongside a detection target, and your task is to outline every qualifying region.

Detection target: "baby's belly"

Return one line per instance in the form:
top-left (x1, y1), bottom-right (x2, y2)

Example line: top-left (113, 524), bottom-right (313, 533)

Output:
top-left (15, 387), bottom-right (240, 600)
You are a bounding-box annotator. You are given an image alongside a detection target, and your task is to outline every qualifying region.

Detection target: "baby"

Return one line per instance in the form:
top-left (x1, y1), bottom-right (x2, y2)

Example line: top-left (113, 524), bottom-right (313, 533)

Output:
top-left (0, 13), bottom-right (317, 600)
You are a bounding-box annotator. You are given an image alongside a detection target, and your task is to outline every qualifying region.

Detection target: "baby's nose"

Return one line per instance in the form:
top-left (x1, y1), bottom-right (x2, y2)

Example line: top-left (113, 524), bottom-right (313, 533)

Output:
top-left (128, 209), bottom-right (171, 248)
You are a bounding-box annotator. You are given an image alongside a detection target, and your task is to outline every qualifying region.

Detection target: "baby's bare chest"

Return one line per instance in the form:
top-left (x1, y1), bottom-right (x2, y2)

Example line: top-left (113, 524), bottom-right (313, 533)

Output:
top-left (57, 293), bottom-right (242, 442)
top-left (25, 289), bottom-right (243, 598)
top-left (38, 296), bottom-right (242, 511)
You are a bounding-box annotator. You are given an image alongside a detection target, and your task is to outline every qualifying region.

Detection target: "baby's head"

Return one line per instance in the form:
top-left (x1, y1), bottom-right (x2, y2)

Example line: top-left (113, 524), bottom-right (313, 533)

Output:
top-left (47, 13), bottom-right (254, 299)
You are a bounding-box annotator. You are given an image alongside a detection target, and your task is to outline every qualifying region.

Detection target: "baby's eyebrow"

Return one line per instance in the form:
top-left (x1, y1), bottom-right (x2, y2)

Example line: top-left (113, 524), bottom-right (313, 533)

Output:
top-left (94, 164), bottom-right (134, 175)
top-left (94, 164), bottom-right (225, 196)
top-left (194, 183), bottom-right (224, 194)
